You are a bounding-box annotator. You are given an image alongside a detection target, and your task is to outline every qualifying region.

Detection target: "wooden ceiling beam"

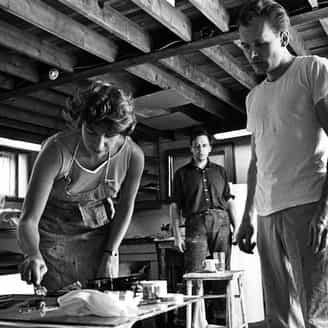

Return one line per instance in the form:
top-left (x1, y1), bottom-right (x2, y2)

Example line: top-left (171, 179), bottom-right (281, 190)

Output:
top-left (291, 7), bottom-right (328, 26)
top-left (131, 0), bottom-right (255, 89)
top-left (3, 0), bottom-right (326, 101)
top-left (30, 89), bottom-right (68, 107)
top-left (0, 72), bottom-right (15, 90)
top-left (130, 0), bottom-right (192, 41)
top-left (188, 0), bottom-right (229, 32)
top-left (201, 46), bottom-right (257, 89)
top-left (0, 104), bottom-right (64, 130)
top-left (0, 126), bottom-right (48, 144)
top-left (159, 55), bottom-right (244, 112)
top-left (0, 117), bottom-right (57, 136)
top-left (288, 26), bottom-right (311, 56)
top-left (58, 0), bottom-right (151, 53)
top-left (0, 52), bottom-right (39, 82)
top-left (127, 63), bottom-right (226, 119)
top-left (0, 0), bottom-right (118, 62)
top-left (2, 96), bottom-right (62, 118)
top-left (0, 30), bottom-right (239, 100)
top-left (0, 20), bottom-right (75, 72)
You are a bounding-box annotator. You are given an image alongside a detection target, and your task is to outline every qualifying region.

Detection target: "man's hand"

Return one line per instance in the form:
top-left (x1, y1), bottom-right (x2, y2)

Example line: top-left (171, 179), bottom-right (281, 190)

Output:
top-left (235, 219), bottom-right (256, 254)
top-left (97, 252), bottom-right (119, 278)
top-left (174, 235), bottom-right (185, 253)
top-left (308, 210), bottom-right (328, 253)
top-left (20, 254), bottom-right (47, 286)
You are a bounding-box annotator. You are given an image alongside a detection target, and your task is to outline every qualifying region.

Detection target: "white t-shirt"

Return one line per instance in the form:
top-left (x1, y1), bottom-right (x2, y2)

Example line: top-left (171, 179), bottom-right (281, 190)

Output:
top-left (246, 56), bottom-right (328, 216)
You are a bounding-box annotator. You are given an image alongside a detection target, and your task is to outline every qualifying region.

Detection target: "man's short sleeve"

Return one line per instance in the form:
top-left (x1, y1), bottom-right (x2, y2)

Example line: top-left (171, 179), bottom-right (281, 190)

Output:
top-left (245, 89), bottom-right (256, 133)
top-left (308, 56), bottom-right (328, 105)
top-left (220, 167), bottom-right (234, 201)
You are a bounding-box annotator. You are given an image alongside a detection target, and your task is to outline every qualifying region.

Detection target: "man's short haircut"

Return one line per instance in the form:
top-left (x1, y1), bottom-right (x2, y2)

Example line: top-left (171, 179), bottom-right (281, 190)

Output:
top-left (190, 128), bottom-right (213, 146)
top-left (238, 0), bottom-right (290, 34)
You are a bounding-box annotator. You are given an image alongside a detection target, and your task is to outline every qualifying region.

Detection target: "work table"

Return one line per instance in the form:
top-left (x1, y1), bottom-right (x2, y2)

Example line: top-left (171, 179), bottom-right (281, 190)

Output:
top-left (0, 294), bottom-right (202, 328)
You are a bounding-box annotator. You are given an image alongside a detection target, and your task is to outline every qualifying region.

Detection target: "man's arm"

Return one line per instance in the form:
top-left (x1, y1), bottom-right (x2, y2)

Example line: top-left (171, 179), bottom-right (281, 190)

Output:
top-left (170, 202), bottom-right (185, 252)
top-left (236, 135), bottom-right (258, 253)
top-left (309, 97), bottom-right (328, 252)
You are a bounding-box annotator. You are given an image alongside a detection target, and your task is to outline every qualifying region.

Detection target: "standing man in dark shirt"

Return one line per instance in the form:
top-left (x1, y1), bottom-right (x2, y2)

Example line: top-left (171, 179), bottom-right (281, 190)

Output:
top-left (171, 128), bottom-right (236, 273)
top-left (170, 129), bottom-right (236, 326)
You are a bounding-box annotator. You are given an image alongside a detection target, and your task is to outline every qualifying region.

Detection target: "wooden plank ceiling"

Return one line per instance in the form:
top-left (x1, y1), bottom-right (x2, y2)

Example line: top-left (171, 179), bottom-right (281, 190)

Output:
top-left (0, 0), bottom-right (326, 143)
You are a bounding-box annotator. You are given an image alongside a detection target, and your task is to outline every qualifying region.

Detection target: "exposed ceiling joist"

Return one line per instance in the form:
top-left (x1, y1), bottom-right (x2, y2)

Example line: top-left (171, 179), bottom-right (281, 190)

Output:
top-left (1, 4), bottom-right (326, 101)
top-left (0, 52), bottom-right (39, 82)
top-left (288, 26), bottom-right (311, 56)
top-left (0, 72), bottom-right (14, 90)
top-left (0, 0), bottom-right (118, 62)
top-left (188, 0), bottom-right (229, 32)
top-left (201, 46), bottom-right (257, 89)
top-left (57, 0), bottom-right (151, 53)
top-left (2, 96), bottom-right (62, 118)
top-left (30, 89), bottom-right (68, 107)
top-left (0, 116), bottom-right (57, 137)
top-left (0, 103), bottom-right (64, 129)
top-left (159, 55), bottom-right (243, 112)
top-left (0, 19), bottom-right (75, 72)
top-left (127, 63), bottom-right (226, 119)
top-left (130, 0), bottom-right (192, 41)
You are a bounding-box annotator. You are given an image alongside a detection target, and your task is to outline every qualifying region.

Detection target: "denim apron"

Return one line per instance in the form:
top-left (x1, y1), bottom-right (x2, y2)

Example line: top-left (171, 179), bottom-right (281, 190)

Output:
top-left (39, 136), bottom-right (130, 291)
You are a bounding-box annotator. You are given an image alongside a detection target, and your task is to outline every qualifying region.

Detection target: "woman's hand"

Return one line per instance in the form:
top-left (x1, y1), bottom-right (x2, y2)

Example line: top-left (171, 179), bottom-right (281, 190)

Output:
top-left (20, 254), bottom-right (48, 286)
top-left (97, 252), bottom-right (119, 278)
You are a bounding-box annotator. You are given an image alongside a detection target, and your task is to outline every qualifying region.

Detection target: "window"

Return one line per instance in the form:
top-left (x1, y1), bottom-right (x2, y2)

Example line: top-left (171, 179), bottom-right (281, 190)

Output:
top-left (0, 149), bottom-right (29, 198)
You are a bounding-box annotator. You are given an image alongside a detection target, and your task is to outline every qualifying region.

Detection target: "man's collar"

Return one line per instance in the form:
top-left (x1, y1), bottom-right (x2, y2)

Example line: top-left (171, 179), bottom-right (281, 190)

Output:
top-left (188, 158), bottom-right (214, 169)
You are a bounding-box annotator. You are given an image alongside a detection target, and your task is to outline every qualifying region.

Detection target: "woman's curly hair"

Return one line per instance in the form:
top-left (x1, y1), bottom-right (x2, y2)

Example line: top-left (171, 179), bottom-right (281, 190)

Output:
top-left (63, 82), bottom-right (136, 135)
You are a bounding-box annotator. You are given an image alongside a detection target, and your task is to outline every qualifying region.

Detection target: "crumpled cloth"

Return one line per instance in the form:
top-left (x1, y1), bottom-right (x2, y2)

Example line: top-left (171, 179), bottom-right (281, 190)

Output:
top-left (57, 289), bottom-right (139, 317)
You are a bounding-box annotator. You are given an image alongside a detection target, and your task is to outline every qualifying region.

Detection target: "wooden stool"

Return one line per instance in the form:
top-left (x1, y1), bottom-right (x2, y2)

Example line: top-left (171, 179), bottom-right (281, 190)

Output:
top-left (183, 270), bottom-right (248, 328)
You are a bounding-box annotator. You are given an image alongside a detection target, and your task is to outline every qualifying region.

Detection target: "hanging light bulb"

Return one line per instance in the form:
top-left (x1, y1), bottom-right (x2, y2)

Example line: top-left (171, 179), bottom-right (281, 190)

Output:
top-left (48, 68), bottom-right (59, 80)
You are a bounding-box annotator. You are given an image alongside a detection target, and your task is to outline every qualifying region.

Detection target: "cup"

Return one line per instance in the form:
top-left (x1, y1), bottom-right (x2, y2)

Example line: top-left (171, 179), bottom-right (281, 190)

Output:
top-left (213, 251), bottom-right (226, 271)
top-left (139, 280), bottom-right (167, 300)
top-left (202, 259), bottom-right (218, 272)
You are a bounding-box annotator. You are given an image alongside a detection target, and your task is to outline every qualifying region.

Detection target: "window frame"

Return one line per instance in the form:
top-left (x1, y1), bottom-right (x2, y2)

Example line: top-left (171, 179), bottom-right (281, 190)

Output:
top-left (0, 145), bottom-right (34, 201)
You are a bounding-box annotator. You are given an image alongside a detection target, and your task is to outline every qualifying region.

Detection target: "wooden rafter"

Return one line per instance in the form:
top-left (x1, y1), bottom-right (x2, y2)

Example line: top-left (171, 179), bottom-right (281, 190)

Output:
top-left (57, 0), bottom-right (151, 53)
top-left (201, 46), bottom-right (257, 89)
top-left (0, 4), bottom-right (327, 101)
top-left (0, 103), bottom-right (64, 129)
top-left (0, 19), bottom-right (75, 72)
top-left (188, 0), bottom-right (229, 32)
top-left (130, 0), bottom-right (192, 41)
top-left (288, 26), bottom-right (310, 56)
top-left (0, 52), bottom-right (39, 82)
top-left (127, 63), bottom-right (226, 119)
top-left (0, 0), bottom-right (118, 62)
top-left (159, 55), bottom-right (243, 112)
top-left (0, 72), bottom-right (14, 90)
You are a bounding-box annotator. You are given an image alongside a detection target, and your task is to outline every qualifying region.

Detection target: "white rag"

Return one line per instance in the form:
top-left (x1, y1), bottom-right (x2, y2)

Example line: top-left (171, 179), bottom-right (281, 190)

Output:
top-left (57, 289), bottom-right (139, 317)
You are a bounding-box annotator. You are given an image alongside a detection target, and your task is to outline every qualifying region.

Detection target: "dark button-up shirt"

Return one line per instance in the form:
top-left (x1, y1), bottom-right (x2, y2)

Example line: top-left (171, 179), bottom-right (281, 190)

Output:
top-left (172, 160), bottom-right (233, 218)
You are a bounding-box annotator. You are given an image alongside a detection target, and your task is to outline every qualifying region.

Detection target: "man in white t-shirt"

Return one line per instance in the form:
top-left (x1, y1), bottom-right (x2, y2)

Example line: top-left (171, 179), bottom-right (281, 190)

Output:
top-left (236, 1), bottom-right (328, 328)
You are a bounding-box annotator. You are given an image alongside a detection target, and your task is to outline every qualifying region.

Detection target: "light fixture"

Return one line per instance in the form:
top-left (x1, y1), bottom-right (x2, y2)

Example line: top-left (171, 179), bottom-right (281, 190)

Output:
top-left (214, 129), bottom-right (251, 140)
top-left (48, 68), bottom-right (59, 80)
